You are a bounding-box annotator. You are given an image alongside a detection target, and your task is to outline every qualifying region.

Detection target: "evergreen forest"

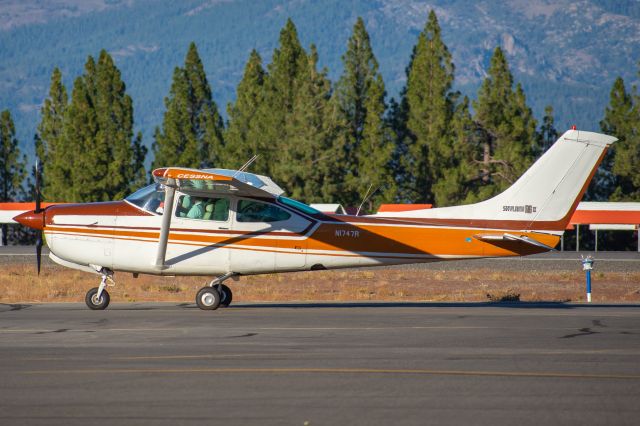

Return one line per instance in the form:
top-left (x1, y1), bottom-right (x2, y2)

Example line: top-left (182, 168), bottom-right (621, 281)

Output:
top-left (2, 12), bottom-right (640, 248)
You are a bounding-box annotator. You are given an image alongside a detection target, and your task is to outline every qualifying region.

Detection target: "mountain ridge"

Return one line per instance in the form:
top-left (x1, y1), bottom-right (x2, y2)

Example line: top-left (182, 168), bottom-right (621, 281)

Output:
top-left (1, 0), bottom-right (637, 160)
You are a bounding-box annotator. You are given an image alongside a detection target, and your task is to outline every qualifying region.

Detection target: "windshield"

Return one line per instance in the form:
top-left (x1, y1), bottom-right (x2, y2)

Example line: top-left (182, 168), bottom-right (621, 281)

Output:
top-left (125, 183), bottom-right (165, 215)
top-left (278, 196), bottom-right (320, 215)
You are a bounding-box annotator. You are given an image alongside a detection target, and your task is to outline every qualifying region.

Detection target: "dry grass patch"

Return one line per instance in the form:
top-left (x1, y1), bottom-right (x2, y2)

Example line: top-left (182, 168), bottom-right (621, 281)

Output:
top-left (1, 264), bottom-right (639, 304)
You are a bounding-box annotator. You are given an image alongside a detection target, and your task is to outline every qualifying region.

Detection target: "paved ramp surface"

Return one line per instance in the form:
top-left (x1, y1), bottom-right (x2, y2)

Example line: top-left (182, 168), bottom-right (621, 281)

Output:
top-left (1, 302), bottom-right (639, 425)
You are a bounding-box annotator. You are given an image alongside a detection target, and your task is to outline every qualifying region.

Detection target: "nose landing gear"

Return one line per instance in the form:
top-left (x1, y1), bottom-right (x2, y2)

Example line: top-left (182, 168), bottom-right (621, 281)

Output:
top-left (85, 268), bottom-right (114, 310)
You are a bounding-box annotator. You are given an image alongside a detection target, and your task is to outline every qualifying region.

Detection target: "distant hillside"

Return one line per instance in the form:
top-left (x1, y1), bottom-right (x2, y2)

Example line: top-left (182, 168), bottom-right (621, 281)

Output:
top-left (1, 0), bottom-right (638, 161)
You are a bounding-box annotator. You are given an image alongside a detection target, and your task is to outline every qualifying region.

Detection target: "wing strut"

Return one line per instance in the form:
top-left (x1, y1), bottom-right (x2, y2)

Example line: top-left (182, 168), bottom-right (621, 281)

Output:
top-left (155, 179), bottom-right (176, 270)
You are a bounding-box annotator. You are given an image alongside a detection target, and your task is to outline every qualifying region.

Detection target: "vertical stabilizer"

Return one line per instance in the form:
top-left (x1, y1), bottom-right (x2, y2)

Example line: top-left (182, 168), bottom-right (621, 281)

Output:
top-left (375, 130), bottom-right (616, 231)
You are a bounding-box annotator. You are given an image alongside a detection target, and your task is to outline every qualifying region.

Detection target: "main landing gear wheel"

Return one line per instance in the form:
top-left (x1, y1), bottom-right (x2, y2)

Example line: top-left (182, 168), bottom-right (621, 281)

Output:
top-left (218, 284), bottom-right (233, 308)
top-left (85, 287), bottom-right (110, 310)
top-left (196, 287), bottom-right (221, 310)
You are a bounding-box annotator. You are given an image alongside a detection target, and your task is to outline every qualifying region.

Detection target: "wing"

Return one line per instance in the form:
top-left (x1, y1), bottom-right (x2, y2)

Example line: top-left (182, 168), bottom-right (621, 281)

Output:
top-left (152, 167), bottom-right (281, 199)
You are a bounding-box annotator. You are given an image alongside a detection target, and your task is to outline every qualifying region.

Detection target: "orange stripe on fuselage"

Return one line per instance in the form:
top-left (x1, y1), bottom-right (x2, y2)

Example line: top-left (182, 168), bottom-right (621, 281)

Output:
top-left (46, 220), bottom-right (559, 259)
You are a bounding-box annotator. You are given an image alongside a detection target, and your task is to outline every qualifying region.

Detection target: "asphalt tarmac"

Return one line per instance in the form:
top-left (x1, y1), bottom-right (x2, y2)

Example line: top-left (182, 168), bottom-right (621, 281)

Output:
top-left (1, 302), bottom-right (639, 425)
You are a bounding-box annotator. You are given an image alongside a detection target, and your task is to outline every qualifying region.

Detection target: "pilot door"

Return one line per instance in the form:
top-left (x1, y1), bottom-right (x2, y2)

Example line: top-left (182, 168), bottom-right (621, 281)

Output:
top-left (167, 193), bottom-right (233, 273)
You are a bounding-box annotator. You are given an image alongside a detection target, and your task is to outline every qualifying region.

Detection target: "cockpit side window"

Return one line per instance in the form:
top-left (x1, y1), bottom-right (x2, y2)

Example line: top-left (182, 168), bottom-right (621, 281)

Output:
top-left (175, 195), bottom-right (230, 221)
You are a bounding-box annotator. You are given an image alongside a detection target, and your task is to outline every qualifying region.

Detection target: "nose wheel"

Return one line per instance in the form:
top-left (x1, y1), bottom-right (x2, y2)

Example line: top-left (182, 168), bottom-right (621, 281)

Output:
top-left (85, 268), bottom-right (114, 310)
top-left (85, 287), bottom-right (110, 310)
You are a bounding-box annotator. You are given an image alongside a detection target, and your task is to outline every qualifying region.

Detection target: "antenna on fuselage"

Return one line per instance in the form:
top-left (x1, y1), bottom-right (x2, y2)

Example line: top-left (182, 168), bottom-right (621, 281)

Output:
top-left (233, 155), bottom-right (259, 179)
top-left (356, 184), bottom-right (379, 216)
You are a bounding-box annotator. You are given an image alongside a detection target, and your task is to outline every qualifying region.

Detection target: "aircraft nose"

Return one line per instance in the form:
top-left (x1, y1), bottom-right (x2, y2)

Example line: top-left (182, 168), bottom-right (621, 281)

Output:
top-left (13, 210), bottom-right (45, 230)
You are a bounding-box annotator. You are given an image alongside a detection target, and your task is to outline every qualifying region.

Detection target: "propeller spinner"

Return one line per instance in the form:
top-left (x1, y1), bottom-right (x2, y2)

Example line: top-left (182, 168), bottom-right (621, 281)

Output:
top-left (13, 161), bottom-right (45, 274)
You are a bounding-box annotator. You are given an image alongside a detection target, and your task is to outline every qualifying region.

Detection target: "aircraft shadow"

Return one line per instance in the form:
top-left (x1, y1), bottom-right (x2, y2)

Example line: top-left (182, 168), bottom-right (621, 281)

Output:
top-left (104, 301), bottom-right (640, 311)
top-left (227, 301), bottom-right (640, 310)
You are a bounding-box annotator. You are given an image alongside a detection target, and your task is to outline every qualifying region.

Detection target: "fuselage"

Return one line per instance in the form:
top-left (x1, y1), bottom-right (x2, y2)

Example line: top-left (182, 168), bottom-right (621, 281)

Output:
top-left (38, 192), bottom-right (558, 277)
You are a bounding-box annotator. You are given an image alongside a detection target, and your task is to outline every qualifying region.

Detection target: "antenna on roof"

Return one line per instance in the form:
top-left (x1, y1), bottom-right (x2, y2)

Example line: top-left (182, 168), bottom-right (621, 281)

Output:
top-left (233, 155), bottom-right (259, 179)
top-left (356, 184), bottom-right (379, 216)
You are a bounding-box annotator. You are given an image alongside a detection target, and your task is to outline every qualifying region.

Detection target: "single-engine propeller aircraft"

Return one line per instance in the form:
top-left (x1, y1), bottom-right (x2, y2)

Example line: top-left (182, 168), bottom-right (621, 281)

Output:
top-left (14, 129), bottom-right (615, 310)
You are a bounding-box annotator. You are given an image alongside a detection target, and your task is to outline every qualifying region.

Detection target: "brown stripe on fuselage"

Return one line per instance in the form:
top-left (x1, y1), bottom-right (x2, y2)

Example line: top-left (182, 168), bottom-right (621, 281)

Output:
top-left (46, 219), bottom-right (559, 258)
top-left (44, 201), bottom-right (151, 226)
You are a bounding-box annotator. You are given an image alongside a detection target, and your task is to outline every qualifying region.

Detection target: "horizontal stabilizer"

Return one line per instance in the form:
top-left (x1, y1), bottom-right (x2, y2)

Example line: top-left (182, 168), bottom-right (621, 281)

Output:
top-left (474, 233), bottom-right (556, 251)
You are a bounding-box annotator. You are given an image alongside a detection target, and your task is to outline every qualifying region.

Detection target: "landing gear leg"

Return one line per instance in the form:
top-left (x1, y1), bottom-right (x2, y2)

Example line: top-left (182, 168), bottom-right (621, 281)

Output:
top-left (85, 268), bottom-right (114, 310)
top-left (195, 272), bottom-right (237, 310)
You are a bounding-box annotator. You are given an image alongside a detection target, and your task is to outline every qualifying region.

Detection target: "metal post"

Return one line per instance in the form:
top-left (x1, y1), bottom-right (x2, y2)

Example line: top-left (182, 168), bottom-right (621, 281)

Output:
top-left (576, 224), bottom-right (580, 252)
top-left (595, 229), bottom-right (598, 252)
top-left (581, 255), bottom-right (594, 303)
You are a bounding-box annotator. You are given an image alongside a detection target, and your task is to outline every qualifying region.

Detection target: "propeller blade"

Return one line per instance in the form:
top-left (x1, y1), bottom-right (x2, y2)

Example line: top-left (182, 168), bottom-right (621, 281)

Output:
top-left (35, 159), bottom-right (41, 213)
top-left (36, 232), bottom-right (42, 275)
top-left (35, 159), bottom-right (43, 274)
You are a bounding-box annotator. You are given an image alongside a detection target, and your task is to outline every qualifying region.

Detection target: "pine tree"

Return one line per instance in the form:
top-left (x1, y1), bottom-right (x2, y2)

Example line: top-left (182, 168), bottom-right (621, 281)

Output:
top-left (280, 45), bottom-right (341, 203)
top-left (152, 42), bottom-right (224, 170)
top-left (355, 73), bottom-right (395, 209)
top-left (152, 67), bottom-right (198, 169)
top-left (254, 19), bottom-right (309, 183)
top-left (63, 51), bottom-right (146, 202)
top-left (537, 105), bottom-right (558, 153)
top-left (398, 10), bottom-right (477, 206)
top-left (404, 10), bottom-right (454, 203)
top-left (95, 51), bottom-right (147, 200)
top-left (224, 49), bottom-right (267, 171)
top-left (430, 96), bottom-right (478, 206)
top-left (0, 110), bottom-right (27, 245)
top-left (334, 17), bottom-right (395, 209)
top-left (472, 47), bottom-right (537, 200)
top-left (36, 67), bottom-right (69, 201)
top-left (65, 58), bottom-right (100, 201)
top-left (386, 95), bottom-right (412, 202)
top-left (600, 77), bottom-right (640, 201)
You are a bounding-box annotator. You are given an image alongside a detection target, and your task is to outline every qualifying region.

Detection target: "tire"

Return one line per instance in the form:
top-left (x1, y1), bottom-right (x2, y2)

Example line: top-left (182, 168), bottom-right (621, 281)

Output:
top-left (196, 287), bottom-right (221, 310)
top-left (218, 284), bottom-right (233, 307)
top-left (85, 287), bottom-right (110, 310)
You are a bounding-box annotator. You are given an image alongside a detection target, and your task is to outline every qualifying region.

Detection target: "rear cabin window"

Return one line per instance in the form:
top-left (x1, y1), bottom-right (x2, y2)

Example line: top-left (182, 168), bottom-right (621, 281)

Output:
top-left (175, 195), bottom-right (230, 221)
top-left (237, 200), bottom-right (291, 223)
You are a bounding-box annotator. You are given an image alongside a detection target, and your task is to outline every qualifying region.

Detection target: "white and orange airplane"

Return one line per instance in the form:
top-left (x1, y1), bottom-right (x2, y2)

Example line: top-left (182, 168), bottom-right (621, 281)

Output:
top-left (12, 129), bottom-right (615, 310)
